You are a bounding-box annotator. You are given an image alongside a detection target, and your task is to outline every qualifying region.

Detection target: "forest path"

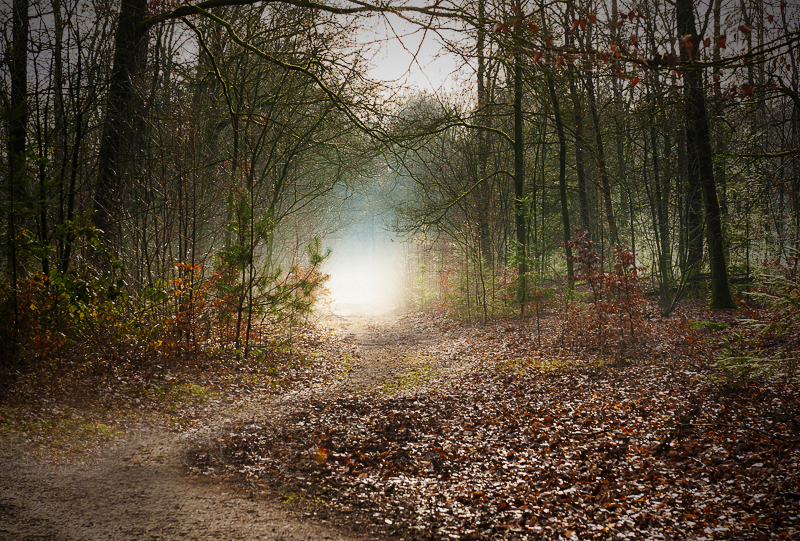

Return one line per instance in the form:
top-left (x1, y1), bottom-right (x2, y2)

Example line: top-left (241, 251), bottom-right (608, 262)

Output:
top-left (0, 312), bottom-right (435, 541)
top-left (327, 311), bottom-right (447, 395)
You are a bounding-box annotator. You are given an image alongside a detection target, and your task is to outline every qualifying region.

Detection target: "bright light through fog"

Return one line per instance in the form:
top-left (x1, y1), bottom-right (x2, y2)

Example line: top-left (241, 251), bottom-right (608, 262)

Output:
top-left (324, 218), bottom-right (404, 316)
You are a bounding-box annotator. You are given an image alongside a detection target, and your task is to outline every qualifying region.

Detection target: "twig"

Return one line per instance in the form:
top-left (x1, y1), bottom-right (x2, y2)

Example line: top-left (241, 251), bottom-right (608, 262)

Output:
top-left (569, 431), bottom-right (608, 438)
top-left (689, 456), bottom-right (706, 467)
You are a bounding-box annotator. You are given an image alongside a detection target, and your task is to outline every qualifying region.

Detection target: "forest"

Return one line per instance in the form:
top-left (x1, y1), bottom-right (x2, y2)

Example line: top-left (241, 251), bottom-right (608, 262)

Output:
top-left (1, 0), bottom-right (799, 539)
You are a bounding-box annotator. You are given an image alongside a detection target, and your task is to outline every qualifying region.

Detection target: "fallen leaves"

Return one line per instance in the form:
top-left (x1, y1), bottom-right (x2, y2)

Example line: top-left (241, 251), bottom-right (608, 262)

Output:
top-left (192, 311), bottom-right (800, 540)
top-left (5, 293), bottom-right (797, 539)
top-left (0, 320), bottom-right (354, 458)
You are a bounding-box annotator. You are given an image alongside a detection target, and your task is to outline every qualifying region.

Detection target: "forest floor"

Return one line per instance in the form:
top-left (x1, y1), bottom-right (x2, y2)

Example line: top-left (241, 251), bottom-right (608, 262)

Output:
top-left (1, 305), bottom-right (799, 540)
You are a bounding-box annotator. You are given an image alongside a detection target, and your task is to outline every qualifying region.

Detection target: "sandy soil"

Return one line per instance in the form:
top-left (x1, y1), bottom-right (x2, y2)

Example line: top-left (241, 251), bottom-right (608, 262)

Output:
top-left (0, 313), bottom-right (437, 541)
top-left (0, 431), bottom-right (364, 541)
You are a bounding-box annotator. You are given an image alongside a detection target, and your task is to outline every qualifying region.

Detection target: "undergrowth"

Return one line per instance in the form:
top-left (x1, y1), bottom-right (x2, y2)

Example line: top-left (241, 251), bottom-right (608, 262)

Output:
top-left (714, 251), bottom-right (800, 385)
top-left (560, 230), bottom-right (649, 359)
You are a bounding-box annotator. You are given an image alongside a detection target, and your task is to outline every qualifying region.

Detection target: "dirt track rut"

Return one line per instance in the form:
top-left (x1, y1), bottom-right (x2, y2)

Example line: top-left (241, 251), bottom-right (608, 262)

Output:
top-left (0, 314), bottom-right (431, 541)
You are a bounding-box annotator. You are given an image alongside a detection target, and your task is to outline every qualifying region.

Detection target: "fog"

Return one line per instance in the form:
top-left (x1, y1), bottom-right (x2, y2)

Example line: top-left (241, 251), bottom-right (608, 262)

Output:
top-left (324, 212), bottom-right (405, 316)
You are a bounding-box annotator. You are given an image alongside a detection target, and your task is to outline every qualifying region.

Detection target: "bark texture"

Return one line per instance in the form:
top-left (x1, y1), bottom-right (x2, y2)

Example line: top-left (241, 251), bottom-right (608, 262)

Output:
top-left (676, 0), bottom-right (736, 309)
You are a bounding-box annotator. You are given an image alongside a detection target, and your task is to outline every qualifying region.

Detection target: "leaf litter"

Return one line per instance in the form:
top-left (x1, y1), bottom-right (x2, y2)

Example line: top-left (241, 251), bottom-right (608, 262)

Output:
top-left (190, 311), bottom-right (800, 540)
top-left (4, 307), bottom-right (797, 539)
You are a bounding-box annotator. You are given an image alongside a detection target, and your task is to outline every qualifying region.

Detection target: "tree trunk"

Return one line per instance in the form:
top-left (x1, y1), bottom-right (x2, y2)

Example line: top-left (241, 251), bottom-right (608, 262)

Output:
top-left (566, 1), bottom-right (590, 237)
top-left (94, 0), bottom-right (149, 244)
top-left (513, 57), bottom-right (527, 310)
top-left (650, 118), bottom-right (674, 313)
top-left (7, 0), bottom-right (29, 277)
top-left (676, 113), bottom-right (703, 275)
top-left (476, 0), bottom-right (493, 270)
top-left (4, 0), bottom-right (29, 363)
top-left (569, 70), bottom-right (591, 236)
top-left (713, 0), bottom-right (730, 263)
top-left (586, 71), bottom-right (619, 245)
top-left (676, 0), bottom-right (736, 309)
top-left (547, 76), bottom-right (574, 288)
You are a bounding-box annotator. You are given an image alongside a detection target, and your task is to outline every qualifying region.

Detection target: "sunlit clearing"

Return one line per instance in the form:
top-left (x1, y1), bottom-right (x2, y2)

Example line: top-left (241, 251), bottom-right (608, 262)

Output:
top-left (324, 222), bottom-right (404, 316)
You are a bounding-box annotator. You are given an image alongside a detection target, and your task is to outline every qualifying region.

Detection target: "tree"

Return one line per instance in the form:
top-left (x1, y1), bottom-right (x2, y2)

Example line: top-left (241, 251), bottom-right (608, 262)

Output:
top-left (513, 52), bottom-right (527, 308)
top-left (2, 0), bottom-right (29, 361)
top-left (546, 74), bottom-right (575, 289)
top-left (93, 0), bottom-right (149, 244)
top-left (676, 0), bottom-right (736, 309)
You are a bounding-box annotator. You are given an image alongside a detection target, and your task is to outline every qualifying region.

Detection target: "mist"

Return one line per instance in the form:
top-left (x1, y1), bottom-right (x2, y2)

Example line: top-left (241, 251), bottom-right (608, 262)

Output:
top-left (323, 208), bottom-right (405, 316)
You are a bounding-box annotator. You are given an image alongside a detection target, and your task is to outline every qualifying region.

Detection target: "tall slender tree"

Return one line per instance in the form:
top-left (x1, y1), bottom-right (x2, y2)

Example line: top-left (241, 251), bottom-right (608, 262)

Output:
top-left (3, 0), bottom-right (30, 361)
top-left (676, 0), bottom-right (736, 309)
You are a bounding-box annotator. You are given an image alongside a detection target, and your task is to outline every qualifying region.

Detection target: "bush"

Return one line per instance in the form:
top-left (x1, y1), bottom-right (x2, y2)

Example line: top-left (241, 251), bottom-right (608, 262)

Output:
top-left (714, 250), bottom-right (799, 384)
top-left (560, 230), bottom-right (648, 357)
top-left (0, 267), bottom-right (129, 369)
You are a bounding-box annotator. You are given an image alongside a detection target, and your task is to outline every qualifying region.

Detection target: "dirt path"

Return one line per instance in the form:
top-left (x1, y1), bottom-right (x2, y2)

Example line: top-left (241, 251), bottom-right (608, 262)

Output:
top-left (331, 312), bottom-right (446, 395)
top-left (1, 432), bottom-right (362, 541)
top-left (0, 313), bottom-right (433, 541)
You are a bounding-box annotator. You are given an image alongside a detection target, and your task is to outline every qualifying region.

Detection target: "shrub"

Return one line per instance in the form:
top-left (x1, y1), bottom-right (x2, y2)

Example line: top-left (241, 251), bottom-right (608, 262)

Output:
top-left (561, 230), bottom-right (648, 357)
top-left (714, 250), bottom-right (799, 384)
top-left (0, 267), bottom-right (130, 369)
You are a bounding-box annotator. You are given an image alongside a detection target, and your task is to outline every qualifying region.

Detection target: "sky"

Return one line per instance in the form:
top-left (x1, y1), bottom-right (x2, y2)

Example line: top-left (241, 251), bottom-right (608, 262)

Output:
top-left (360, 11), bottom-right (465, 94)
